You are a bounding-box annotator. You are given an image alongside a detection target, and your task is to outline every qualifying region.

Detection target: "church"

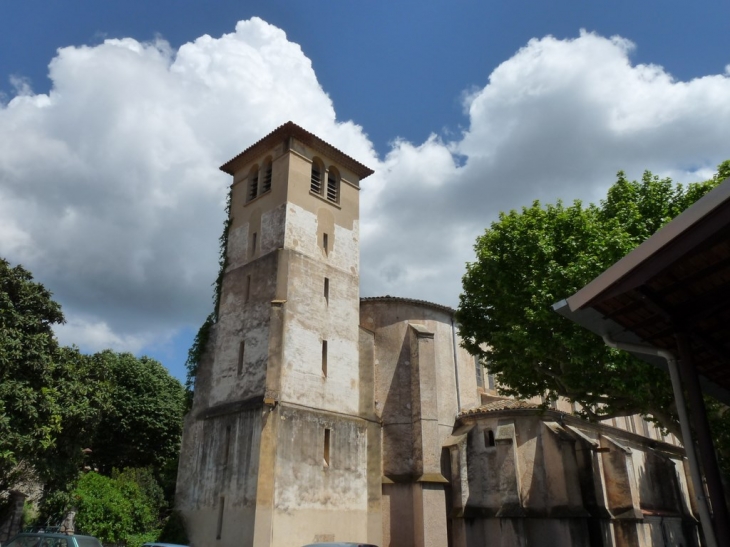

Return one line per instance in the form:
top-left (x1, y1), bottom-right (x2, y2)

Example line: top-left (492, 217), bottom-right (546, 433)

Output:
top-left (176, 122), bottom-right (701, 547)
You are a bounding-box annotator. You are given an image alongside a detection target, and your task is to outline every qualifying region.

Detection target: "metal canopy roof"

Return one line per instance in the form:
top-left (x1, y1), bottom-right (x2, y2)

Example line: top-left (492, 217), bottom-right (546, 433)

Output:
top-left (554, 177), bottom-right (730, 405)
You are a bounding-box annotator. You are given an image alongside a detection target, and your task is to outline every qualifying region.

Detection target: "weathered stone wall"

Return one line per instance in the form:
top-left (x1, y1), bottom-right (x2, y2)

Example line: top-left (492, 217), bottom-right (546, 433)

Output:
top-left (269, 404), bottom-right (370, 545)
top-left (279, 239), bottom-right (361, 416)
top-left (359, 298), bottom-right (480, 480)
top-left (208, 251), bottom-right (279, 407)
top-left (179, 124), bottom-right (700, 547)
top-left (245, 140), bottom-right (373, 546)
top-left (177, 407), bottom-right (262, 547)
top-left (178, 128), bottom-right (376, 547)
top-left (360, 298), bottom-right (482, 547)
top-left (448, 409), bottom-right (698, 547)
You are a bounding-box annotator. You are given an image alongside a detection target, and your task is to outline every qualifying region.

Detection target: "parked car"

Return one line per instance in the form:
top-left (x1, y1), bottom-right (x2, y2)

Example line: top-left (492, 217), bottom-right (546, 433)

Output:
top-left (3, 532), bottom-right (102, 547)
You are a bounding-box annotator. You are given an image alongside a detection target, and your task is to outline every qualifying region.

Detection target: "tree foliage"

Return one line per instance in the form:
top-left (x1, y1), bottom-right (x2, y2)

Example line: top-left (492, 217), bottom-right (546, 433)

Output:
top-left (1, 256), bottom-right (186, 532)
top-left (34, 346), bottom-right (111, 513)
top-left (0, 260), bottom-right (97, 498)
top-left (457, 163), bottom-right (729, 435)
top-left (90, 351), bottom-right (186, 476)
top-left (73, 469), bottom-right (162, 547)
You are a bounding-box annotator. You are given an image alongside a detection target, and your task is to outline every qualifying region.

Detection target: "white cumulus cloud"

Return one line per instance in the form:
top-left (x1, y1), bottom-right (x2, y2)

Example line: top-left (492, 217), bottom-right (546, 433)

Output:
top-left (360, 30), bottom-right (730, 308)
top-left (0, 18), bottom-right (378, 354)
top-left (1, 23), bottom-right (729, 359)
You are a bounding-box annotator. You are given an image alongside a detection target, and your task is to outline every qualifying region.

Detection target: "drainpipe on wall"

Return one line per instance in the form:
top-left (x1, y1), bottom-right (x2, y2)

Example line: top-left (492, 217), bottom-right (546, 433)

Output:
top-left (451, 316), bottom-right (462, 414)
top-left (602, 334), bottom-right (717, 547)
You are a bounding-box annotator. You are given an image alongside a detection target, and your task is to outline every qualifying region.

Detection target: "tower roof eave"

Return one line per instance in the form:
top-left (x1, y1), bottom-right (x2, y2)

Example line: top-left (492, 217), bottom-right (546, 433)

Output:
top-left (219, 121), bottom-right (375, 180)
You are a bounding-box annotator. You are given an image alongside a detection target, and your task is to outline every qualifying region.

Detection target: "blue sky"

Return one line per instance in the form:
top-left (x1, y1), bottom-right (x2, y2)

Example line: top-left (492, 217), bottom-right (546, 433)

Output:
top-left (1, 1), bottom-right (729, 382)
top-left (4, 1), bottom-right (729, 154)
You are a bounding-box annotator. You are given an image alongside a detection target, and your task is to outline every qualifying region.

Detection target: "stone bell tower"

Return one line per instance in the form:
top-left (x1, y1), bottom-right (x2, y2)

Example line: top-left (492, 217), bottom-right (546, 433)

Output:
top-left (176, 122), bottom-right (381, 547)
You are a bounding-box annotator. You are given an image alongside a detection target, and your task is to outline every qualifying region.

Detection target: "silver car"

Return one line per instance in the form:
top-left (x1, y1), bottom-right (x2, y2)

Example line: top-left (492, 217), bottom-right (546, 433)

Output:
top-left (3, 533), bottom-right (102, 547)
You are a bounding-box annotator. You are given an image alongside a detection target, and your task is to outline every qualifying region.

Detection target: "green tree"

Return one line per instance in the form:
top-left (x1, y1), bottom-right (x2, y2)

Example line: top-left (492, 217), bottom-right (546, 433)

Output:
top-left (457, 163), bottom-right (728, 436)
top-left (90, 351), bottom-right (186, 479)
top-left (73, 469), bottom-right (161, 547)
top-left (36, 347), bottom-right (111, 519)
top-left (1, 257), bottom-right (185, 523)
top-left (36, 347), bottom-right (112, 492)
top-left (0, 258), bottom-right (65, 496)
top-left (0, 258), bottom-right (111, 519)
top-left (37, 349), bottom-right (186, 525)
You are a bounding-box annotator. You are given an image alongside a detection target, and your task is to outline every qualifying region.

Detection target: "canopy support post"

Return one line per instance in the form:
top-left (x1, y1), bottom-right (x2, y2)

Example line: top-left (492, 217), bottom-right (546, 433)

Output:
top-left (676, 331), bottom-right (730, 547)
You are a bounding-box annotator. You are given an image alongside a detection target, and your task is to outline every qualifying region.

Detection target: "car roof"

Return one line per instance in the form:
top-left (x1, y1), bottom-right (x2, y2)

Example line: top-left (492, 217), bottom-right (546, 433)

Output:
top-left (15, 532), bottom-right (96, 536)
top-left (8, 533), bottom-right (100, 543)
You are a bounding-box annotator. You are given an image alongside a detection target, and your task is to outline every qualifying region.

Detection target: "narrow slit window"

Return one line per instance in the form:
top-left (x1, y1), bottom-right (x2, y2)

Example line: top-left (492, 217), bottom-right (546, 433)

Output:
top-left (322, 233), bottom-right (329, 254)
top-left (323, 428), bottom-right (331, 467)
top-left (310, 159), bottom-right (322, 194)
top-left (223, 425), bottom-right (231, 466)
top-left (262, 160), bottom-right (272, 193)
top-left (322, 340), bottom-right (328, 377)
top-left (216, 496), bottom-right (225, 540)
top-left (237, 341), bottom-right (245, 376)
top-left (245, 275), bottom-right (251, 302)
top-left (251, 232), bottom-right (257, 256)
top-left (485, 429), bottom-right (495, 447)
top-left (487, 373), bottom-right (495, 391)
top-left (324, 277), bottom-right (330, 304)
top-left (474, 356), bottom-right (483, 388)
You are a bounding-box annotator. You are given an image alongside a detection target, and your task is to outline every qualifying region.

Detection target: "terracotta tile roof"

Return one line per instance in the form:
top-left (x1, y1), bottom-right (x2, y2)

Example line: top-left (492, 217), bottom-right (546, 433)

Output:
top-left (220, 121), bottom-right (375, 179)
top-left (458, 399), bottom-right (542, 418)
top-left (360, 295), bottom-right (455, 315)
